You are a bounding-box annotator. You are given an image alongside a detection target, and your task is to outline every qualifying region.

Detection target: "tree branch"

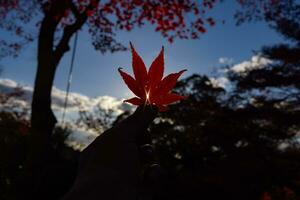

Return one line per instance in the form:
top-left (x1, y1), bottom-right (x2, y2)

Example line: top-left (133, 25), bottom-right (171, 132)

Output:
top-left (53, 14), bottom-right (86, 65)
top-left (53, 0), bottom-right (100, 66)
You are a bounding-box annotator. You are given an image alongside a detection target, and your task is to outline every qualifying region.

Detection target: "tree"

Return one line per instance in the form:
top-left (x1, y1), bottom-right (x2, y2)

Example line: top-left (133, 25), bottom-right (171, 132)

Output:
top-left (75, 104), bottom-right (116, 132)
top-left (229, 2), bottom-right (300, 198)
top-left (148, 1), bottom-right (300, 199)
top-left (0, 88), bottom-right (79, 200)
top-left (0, 0), bottom-right (220, 197)
top-left (150, 72), bottom-right (300, 199)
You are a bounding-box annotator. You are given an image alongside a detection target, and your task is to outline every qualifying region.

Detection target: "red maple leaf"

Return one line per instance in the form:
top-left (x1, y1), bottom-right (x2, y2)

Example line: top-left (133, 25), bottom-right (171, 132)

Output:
top-left (118, 43), bottom-right (186, 111)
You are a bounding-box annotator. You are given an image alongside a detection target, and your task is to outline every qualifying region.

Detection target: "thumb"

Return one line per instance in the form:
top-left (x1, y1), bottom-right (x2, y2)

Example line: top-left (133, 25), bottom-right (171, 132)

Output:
top-left (131, 105), bottom-right (158, 127)
top-left (114, 105), bottom-right (158, 142)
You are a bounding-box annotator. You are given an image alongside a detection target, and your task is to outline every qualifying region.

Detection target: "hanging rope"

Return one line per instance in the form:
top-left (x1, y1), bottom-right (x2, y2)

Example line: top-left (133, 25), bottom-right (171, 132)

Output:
top-left (61, 31), bottom-right (79, 124)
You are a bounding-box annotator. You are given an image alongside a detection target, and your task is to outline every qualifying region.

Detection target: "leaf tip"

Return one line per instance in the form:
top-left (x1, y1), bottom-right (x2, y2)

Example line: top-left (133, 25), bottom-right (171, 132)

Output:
top-left (118, 67), bottom-right (125, 75)
top-left (179, 69), bottom-right (187, 75)
top-left (129, 42), bottom-right (134, 50)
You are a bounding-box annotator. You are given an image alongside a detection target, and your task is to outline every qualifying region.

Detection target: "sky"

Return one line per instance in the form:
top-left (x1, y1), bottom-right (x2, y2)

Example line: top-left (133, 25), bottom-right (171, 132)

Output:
top-left (0, 1), bottom-right (285, 100)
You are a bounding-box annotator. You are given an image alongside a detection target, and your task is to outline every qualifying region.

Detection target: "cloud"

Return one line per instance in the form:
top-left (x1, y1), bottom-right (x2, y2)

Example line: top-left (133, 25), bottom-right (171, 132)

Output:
top-left (218, 57), bottom-right (234, 65)
top-left (213, 55), bottom-right (274, 91)
top-left (230, 55), bottom-right (272, 74)
top-left (66, 128), bottom-right (99, 151)
top-left (209, 77), bottom-right (229, 88)
top-left (0, 78), bottom-right (133, 150)
top-left (0, 78), bottom-right (19, 88)
top-left (0, 78), bottom-right (131, 115)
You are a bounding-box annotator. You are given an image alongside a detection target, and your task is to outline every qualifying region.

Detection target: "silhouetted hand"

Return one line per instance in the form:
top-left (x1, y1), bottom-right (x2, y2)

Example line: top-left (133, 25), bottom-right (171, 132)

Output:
top-left (63, 105), bottom-right (157, 200)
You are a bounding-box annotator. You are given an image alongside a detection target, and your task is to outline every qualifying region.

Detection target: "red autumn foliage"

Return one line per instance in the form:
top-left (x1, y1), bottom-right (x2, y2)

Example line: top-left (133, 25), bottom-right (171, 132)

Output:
top-left (0, 0), bottom-right (221, 57)
top-left (0, 0), bottom-right (283, 57)
top-left (118, 43), bottom-right (186, 111)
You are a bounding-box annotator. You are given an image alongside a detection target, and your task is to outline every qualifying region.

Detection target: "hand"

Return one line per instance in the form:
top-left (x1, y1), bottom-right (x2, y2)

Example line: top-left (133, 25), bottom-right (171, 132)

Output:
top-left (63, 105), bottom-right (157, 200)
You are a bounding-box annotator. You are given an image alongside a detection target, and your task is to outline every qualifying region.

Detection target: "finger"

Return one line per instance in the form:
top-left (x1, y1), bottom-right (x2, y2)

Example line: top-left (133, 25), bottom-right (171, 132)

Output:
top-left (137, 129), bottom-right (151, 146)
top-left (132, 105), bottom-right (158, 127)
top-left (139, 144), bottom-right (155, 164)
top-left (113, 105), bottom-right (157, 142)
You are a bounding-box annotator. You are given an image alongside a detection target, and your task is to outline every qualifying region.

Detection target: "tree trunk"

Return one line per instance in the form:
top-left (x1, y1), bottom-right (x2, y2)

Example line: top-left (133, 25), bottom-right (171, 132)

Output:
top-left (20, 10), bottom-right (60, 199)
top-left (19, 3), bottom-right (65, 199)
top-left (16, 1), bottom-right (90, 198)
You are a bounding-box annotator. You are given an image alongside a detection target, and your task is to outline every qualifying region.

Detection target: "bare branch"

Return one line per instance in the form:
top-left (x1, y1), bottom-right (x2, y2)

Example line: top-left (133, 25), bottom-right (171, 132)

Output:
top-left (53, 0), bottom-right (100, 65)
top-left (53, 14), bottom-right (86, 65)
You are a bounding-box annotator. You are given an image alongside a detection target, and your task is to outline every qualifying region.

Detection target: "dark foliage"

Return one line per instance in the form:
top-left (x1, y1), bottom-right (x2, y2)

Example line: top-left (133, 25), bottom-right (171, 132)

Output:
top-left (149, 74), bottom-right (300, 200)
top-left (147, 2), bottom-right (300, 199)
top-left (0, 110), bottom-right (79, 200)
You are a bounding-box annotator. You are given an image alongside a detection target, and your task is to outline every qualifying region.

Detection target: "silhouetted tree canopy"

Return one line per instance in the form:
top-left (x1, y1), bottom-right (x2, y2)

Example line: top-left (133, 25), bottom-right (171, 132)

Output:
top-left (147, 2), bottom-right (300, 199)
top-left (0, 0), bottom-right (222, 58)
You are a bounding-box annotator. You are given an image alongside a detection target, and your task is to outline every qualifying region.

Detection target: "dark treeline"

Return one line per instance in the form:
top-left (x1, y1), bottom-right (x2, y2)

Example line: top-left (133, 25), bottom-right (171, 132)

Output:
top-left (147, 7), bottom-right (300, 199)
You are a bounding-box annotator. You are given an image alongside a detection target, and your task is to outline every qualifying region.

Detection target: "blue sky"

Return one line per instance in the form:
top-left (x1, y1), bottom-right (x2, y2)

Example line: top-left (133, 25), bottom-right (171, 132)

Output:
top-left (0, 1), bottom-right (285, 99)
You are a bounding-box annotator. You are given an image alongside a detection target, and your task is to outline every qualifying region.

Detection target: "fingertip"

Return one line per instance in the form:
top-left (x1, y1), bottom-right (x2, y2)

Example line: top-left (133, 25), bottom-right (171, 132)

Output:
top-left (135, 105), bottom-right (158, 122)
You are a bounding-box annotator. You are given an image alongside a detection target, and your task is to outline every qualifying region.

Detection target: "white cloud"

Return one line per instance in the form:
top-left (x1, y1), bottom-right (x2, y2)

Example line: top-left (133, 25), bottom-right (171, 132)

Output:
top-left (213, 55), bottom-right (274, 91)
top-left (0, 78), bottom-right (131, 115)
top-left (0, 78), bottom-right (133, 150)
top-left (209, 77), bottom-right (229, 88)
top-left (218, 57), bottom-right (234, 65)
top-left (230, 55), bottom-right (272, 74)
top-left (66, 128), bottom-right (99, 151)
top-left (0, 78), bottom-right (19, 88)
